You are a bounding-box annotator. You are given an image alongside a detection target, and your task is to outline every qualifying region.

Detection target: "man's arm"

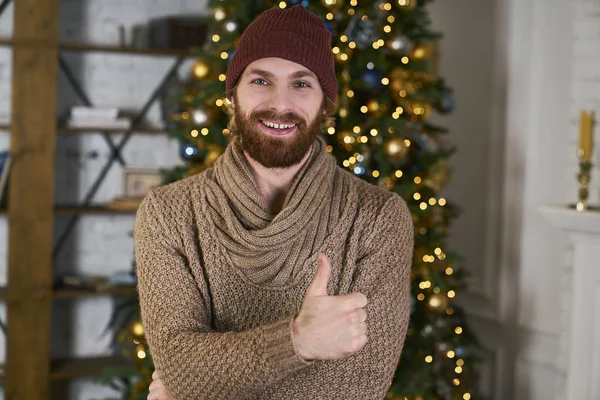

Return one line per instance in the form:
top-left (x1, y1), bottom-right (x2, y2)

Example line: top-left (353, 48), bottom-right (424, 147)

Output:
top-left (134, 191), bottom-right (310, 400)
top-left (299, 194), bottom-right (413, 399)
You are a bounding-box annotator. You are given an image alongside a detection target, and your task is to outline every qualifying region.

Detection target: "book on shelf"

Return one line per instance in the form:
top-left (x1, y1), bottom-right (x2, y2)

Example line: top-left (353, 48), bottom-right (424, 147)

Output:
top-left (66, 118), bottom-right (132, 130)
top-left (67, 106), bottom-right (132, 130)
top-left (0, 150), bottom-right (12, 207)
top-left (70, 106), bottom-right (119, 120)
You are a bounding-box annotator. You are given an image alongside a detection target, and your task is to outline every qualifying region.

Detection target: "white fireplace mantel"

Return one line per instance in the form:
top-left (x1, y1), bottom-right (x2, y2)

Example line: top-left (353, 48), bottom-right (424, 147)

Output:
top-left (539, 205), bottom-right (600, 400)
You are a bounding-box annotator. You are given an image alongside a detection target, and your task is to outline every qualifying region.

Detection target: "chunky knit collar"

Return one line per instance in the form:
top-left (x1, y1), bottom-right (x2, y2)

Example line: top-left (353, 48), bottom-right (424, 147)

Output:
top-left (202, 136), bottom-right (350, 289)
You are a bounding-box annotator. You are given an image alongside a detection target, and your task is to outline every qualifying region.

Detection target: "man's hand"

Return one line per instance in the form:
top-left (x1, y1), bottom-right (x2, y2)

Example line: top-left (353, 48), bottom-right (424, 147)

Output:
top-left (292, 252), bottom-right (368, 361)
top-left (148, 371), bottom-right (174, 400)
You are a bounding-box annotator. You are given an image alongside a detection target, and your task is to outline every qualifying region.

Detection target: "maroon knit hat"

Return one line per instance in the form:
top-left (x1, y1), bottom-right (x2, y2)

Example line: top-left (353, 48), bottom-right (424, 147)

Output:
top-left (225, 5), bottom-right (337, 103)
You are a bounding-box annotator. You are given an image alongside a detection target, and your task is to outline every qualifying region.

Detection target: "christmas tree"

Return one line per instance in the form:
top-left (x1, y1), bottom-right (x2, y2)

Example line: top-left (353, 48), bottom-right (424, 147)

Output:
top-left (101, 1), bottom-right (481, 399)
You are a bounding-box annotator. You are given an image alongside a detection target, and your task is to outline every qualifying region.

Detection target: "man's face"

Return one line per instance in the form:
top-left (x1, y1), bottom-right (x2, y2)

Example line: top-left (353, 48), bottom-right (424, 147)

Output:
top-left (233, 57), bottom-right (325, 169)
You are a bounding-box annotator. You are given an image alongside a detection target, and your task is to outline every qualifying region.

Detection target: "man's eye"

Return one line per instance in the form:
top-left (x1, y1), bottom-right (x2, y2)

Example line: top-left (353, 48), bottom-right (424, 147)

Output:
top-left (251, 78), bottom-right (268, 85)
top-left (294, 81), bottom-right (310, 88)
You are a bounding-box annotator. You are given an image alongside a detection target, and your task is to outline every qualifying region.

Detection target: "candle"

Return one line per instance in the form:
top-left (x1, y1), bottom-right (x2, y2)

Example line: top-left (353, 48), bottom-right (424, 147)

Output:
top-left (579, 110), bottom-right (594, 162)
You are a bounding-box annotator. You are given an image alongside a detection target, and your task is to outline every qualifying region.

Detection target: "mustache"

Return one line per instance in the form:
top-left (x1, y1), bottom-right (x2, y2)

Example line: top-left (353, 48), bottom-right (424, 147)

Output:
top-left (249, 109), bottom-right (305, 125)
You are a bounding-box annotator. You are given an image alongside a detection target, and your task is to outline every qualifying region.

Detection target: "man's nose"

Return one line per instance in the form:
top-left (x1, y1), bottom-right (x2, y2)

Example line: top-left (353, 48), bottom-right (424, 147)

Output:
top-left (267, 86), bottom-right (294, 114)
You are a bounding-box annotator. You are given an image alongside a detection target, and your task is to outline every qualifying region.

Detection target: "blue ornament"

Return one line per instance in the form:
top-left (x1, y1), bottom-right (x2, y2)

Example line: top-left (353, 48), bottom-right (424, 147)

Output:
top-left (325, 22), bottom-right (335, 33)
top-left (362, 68), bottom-right (384, 89)
top-left (455, 346), bottom-right (467, 357)
top-left (302, 0), bottom-right (309, 6)
top-left (438, 93), bottom-right (455, 114)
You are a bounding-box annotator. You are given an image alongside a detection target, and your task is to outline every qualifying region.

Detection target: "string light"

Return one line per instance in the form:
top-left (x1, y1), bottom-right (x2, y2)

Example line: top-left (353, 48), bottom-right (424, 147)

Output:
top-left (214, 8), bottom-right (226, 21)
top-left (348, 42), bottom-right (356, 49)
top-left (348, 8), bottom-right (355, 15)
top-left (387, 15), bottom-right (395, 23)
top-left (353, 126), bottom-right (361, 133)
top-left (453, 379), bottom-right (460, 386)
top-left (332, 47), bottom-right (340, 54)
top-left (328, 127), bottom-right (336, 135)
top-left (201, 128), bottom-right (209, 136)
top-left (425, 355), bottom-right (433, 363)
top-left (447, 350), bottom-right (456, 358)
top-left (448, 290), bottom-right (456, 298)
top-left (326, 145), bottom-right (333, 153)
top-left (340, 35), bottom-right (348, 42)
top-left (445, 267), bottom-right (454, 275)
top-left (455, 366), bottom-right (463, 374)
top-left (457, 359), bottom-right (464, 366)
top-left (372, 170), bottom-right (380, 178)
top-left (361, 106), bottom-right (368, 113)
top-left (429, 198), bottom-right (437, 205)
top-left (212, 34), bottom-right (220, 42)
top-left (420, 202), bottom-right (427, 210)
top-left (279, 1), bottom-right (286, 8)
top-left (417, 293), bottom-right (425, 301)
top-left (446, 307), bottom-right (454, 315)
top-left (439, 198), bottom-right (447, 206)
top-left (326, 13), bottom-right (334, 20)
top-left (401, 56), bottom-right (409, 64)
top-left (370, 128), bottom-right (378, 136)
top-left (216, 99), bottom-right (224, 107)
top-left (381, 77), bottom-right (389, 85)
top-left (455, 327), bottom-right (463, 334)
top-left (191, 129), bottom-right (199, 138)
top-left (350, 0), bottom-right (358, 5)
top-left (414, 177), bottom-right (422, 184)
top-left (383, 25), bottom-right (392, 33)
top-left (463, 394), bottom-right (471, 400)
top-left (395, 170), bottom-right (403, 178)
top-left (220, 51), bottom-right (229, 59)
top-left (347, 90), bottom-right (354, 97)
top-left (413, 193), bottom-right (421, 200)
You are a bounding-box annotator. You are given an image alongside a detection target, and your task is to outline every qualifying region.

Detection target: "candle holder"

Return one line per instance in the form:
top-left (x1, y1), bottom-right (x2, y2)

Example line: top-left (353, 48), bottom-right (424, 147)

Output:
top-left (574, 160), bottom-right (592, 212)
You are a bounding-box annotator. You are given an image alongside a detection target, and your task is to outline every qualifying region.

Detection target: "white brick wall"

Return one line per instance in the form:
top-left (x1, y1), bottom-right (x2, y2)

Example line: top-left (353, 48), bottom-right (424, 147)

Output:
top-left (0, 0), bottom-right (209, 398)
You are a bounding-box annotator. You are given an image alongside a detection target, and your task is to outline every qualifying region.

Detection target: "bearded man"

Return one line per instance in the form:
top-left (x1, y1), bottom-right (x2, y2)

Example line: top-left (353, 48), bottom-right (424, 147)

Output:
top-left (135, 5), bottom-right (414, 400)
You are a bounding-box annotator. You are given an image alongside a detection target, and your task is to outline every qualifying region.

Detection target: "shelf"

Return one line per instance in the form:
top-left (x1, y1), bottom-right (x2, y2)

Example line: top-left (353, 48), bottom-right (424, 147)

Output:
top-left (51, 356), bottom-right (134, 380)
top-left (0, 37), bottom-right (199, 57)
top-left (0, 355), bottom-right (134, 383)
top-left (0, 123), bottom-right (168, 135)
top-left (0, 285), bottom-right (137, 301)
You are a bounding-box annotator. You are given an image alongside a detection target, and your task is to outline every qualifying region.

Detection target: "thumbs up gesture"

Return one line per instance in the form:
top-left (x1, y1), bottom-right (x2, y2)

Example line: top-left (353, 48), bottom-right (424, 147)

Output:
top-left (292, 252), bottom-right (368, 361)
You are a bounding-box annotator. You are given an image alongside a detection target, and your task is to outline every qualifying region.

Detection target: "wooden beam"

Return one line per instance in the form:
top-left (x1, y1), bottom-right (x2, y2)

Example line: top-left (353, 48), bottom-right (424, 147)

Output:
top-left (6, 0), bottom-right (59, 399)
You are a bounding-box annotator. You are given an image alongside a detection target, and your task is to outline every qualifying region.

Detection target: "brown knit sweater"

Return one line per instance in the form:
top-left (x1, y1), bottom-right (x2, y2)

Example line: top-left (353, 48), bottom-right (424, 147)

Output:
top-left (135, 136), bottom-right (414, 400)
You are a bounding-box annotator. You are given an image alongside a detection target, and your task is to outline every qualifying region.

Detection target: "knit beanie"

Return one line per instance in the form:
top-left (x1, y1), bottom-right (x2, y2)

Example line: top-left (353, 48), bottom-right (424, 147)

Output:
top-left (225, 5), bottom-right (338, 103)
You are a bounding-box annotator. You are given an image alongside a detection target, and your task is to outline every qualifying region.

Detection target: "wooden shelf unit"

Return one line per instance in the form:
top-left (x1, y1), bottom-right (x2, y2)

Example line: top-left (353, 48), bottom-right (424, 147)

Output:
top-left (1, 2), bottom-right (191, 398)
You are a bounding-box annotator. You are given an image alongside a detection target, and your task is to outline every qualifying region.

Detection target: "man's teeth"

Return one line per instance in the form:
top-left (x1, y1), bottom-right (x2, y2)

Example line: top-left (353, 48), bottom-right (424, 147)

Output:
top-left (262, 120), bottom-right (295, 129)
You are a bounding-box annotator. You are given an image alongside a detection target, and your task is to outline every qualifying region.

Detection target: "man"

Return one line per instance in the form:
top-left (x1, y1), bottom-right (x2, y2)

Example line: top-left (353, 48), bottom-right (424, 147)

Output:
top-left (136, 5), bottom-right (414, 400)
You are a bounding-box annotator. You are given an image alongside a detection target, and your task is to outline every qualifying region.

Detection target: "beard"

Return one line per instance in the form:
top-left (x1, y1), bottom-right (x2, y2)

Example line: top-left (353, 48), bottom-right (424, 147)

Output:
top-left (232, 95), bottom-right (323, 169)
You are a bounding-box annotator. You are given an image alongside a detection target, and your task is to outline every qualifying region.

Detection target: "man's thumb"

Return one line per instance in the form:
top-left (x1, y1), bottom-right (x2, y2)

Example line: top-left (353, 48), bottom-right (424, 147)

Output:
top-left (306, 252), bottom-right (331, 297)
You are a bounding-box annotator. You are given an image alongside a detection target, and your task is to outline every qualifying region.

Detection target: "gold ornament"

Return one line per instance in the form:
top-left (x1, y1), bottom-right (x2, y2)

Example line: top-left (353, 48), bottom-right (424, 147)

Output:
top-left (426, 293), bottom-right (449, 313)
top-left (396, 0), bottom-right (417, 11)
top-left (384, 138), bottom-right (409, 160)
top-left (192, 59), bottom-right (211, 80)
top-left (130, 321), bottom-right (145, 341)
top-left (411, 42), bottom-right (431, 60)
top-left (408, 101), bottom-right (431, 121)
top-left (424, 160), bottom-right (452, 191)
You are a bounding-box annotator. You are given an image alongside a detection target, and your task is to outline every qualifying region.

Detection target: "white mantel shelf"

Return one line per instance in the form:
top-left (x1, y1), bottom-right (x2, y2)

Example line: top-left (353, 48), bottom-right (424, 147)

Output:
top-left (540, 205), bottom-right (600, 235)
top-left (539, 204), bottom-right (600, 400)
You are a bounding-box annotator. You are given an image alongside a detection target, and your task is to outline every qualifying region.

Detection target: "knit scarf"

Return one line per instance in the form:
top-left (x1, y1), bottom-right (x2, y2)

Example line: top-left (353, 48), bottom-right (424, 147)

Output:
top-left (202, 136), bottom-right (349, 289)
